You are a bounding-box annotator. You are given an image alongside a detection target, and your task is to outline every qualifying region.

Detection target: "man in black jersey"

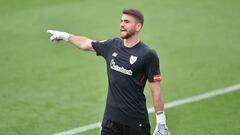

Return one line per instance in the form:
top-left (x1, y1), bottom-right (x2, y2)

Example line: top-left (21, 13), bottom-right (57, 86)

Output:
top-left (47, 9), bottom-right (170, 135)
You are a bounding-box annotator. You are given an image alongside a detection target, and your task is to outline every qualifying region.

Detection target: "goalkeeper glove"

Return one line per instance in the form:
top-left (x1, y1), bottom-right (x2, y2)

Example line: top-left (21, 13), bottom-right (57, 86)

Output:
top-left (153, 111), bottom-right (171, 135)
top-left (47, 30), bottom-right (72, 42)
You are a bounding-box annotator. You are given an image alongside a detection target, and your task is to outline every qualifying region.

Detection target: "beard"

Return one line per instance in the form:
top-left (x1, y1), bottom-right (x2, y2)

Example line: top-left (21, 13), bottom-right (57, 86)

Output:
top-left (120, 28), bottom-right (136, 39)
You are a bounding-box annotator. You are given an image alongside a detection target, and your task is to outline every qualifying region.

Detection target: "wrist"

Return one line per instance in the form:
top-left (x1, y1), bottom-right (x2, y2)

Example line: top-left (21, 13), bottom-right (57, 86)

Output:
top-left (62, 32), bottom-right (72, 41)
top-left (156, 111), bottom-right (166, 124)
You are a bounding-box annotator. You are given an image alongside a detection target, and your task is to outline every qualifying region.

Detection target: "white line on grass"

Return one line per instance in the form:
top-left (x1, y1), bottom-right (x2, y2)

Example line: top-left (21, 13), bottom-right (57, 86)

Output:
top-left (53, 83), bottom-right (240, 135)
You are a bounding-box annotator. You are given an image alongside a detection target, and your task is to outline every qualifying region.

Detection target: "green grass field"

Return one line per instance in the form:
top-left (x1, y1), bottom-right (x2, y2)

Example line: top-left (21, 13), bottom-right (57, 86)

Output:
top-left (0, 0), bottom-right (240, 134)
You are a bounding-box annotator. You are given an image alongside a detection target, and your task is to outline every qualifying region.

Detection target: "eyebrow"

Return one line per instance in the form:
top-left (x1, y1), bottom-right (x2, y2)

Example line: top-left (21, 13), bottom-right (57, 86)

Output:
top-left (121, 18), bottom-right (130, 22)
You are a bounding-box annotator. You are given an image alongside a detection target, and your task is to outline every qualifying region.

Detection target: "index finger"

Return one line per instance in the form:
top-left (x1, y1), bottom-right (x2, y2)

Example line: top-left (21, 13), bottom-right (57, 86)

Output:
top-left (47, 30), bottom-right (54, 34)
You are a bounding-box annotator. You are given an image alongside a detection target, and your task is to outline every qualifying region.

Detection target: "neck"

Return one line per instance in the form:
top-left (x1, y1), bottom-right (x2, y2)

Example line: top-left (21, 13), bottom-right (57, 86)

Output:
top-left (123, 34), bottom-right (140, 48)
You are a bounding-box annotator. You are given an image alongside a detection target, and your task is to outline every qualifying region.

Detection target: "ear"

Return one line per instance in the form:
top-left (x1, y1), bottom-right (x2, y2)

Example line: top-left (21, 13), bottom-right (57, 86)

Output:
top-left (135, 23), bottom-right (142, 32)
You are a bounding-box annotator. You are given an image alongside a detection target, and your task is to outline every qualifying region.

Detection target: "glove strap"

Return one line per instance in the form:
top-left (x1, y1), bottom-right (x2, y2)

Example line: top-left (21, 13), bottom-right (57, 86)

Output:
top-left (156, 111), bottom-right (166, 124)
top-left (63, 32), bottom-right (72, 41)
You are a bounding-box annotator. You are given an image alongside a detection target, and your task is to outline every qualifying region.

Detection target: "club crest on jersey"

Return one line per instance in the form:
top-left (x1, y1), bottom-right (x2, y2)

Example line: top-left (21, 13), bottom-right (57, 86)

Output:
top-left (112, 52), bottom-right (118, 57)
top-left (129, 55), bottom-right (138, 64)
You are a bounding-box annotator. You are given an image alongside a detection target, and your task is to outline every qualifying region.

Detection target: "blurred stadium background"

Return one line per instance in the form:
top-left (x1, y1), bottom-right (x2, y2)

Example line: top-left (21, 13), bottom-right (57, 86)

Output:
top-left (0, 0), bottom-right (240, 134)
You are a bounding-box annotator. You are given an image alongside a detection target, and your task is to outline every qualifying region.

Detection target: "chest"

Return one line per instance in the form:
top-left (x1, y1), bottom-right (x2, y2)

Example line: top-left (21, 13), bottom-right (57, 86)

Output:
top-left (106, 47), bottom-right (145, 75)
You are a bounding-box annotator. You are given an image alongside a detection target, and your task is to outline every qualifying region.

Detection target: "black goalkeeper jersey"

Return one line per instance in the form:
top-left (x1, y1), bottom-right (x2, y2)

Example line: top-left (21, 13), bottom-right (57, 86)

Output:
top-left (92, 38), bottom-right (161, 126)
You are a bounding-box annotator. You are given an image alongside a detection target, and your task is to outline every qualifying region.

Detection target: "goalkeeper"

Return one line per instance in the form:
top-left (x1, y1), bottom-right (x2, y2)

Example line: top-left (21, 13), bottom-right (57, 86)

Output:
top-left (47, 9), bottom-right (170, 135)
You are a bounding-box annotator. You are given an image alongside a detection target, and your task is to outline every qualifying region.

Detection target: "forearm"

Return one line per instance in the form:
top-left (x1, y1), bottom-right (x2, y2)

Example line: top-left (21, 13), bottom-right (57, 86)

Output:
top-left (150, 82), bottom-right (165, 112)
top-left (68, 35), bottom-right (94, 51)
top-left (152, 88), bottom-right (164, 112)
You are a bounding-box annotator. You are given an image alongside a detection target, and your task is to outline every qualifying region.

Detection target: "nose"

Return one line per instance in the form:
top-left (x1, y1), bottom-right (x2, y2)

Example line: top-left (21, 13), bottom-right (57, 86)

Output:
top-left (120, 21), bottom-right (124, 27)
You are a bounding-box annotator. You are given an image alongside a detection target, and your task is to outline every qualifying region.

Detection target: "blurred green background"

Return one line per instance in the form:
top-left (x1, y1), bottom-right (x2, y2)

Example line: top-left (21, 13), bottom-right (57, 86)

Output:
top-left (0, 0), bottom-right (240, 134)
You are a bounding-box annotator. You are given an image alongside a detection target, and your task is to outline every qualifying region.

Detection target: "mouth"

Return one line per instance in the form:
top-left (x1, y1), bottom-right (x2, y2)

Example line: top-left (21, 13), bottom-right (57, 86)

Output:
top-left (120, 28), bottom-right (127, 32)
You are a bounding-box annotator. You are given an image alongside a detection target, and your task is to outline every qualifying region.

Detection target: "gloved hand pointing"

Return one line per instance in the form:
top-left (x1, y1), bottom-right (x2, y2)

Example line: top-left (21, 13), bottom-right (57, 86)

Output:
top-left (47, 30), bottom-right (72, 42)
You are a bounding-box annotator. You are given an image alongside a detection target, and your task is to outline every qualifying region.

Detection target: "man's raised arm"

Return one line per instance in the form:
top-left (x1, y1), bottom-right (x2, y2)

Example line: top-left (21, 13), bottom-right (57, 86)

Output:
top-left (47, 30), bottom-right (95, 51)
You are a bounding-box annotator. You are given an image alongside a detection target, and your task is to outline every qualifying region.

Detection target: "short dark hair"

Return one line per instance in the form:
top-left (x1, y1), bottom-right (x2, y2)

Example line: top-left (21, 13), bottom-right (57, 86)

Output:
top-left (122, 9), bottom-right (144, 26)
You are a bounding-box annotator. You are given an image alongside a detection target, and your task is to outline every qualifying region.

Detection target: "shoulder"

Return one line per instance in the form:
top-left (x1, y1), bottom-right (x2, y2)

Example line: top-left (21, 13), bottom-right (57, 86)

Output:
top-left (92, 38), bottom-right (121, 47)
top-left (111, 38), bottom-right (122, 44)
top-left (104, 38), bottom-right (121, 42)
top-left (139, 42), bottom-right (158, 58)
top-left (103, 38), bottom-right (122, 44)
top-left (107, 38), bottom-right (123, 48)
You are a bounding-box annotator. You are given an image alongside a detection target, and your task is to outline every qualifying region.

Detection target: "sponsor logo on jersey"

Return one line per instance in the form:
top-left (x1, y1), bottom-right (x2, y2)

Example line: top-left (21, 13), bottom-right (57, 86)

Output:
top-left (129, 55), bottom-right (138, 64)
top-left (110, 59), bottom-right (132, 76)
top-left (112, 52), bottom-right (118, 57)
top-left (153, 74), bottom-right (162, 82)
